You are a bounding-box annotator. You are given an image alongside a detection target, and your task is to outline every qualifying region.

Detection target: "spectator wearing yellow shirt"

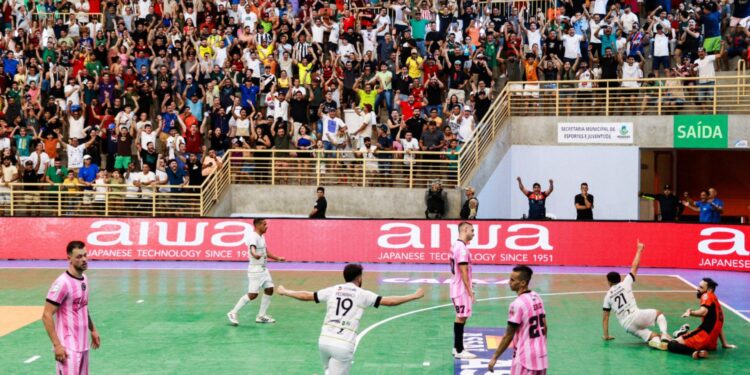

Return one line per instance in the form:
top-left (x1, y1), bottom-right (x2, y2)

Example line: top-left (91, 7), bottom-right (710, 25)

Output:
top-left (405, 49), bottom-right (424, 80)
top-left (353, 77), bottom-right (381, 110)
top-left (197, 38), bottom-right (214, 60)
top-left (257, 38), bottom-right (275, 61)
top-left (294, 52), bottom-right (318, 86)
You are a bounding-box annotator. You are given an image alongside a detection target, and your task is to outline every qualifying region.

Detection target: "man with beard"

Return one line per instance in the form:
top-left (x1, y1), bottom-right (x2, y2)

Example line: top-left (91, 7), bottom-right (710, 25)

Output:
top-left (278, 264), bottom-right (424, 375)
top-left (667, 278), bottom-right (736, 359)
top-left (42, 241), bottom-right (102, 375)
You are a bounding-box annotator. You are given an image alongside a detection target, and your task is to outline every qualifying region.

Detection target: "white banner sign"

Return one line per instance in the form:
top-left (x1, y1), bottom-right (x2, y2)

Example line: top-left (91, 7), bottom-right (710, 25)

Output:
top-left (557, 122), bottom-right (634, 144)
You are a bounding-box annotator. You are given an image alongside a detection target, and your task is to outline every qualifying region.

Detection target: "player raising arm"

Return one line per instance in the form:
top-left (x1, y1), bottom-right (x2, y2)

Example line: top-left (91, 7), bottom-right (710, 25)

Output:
top-left (666, 277), bottom-right (736, 360)
top-left (227, 218), bottom-right (285, 325)
top-left (602, 240), bottom-right (671, 349)
top-left (278, 264), bottom-right (424, 375)
top-left (488, 265), bottom-right (548, 374)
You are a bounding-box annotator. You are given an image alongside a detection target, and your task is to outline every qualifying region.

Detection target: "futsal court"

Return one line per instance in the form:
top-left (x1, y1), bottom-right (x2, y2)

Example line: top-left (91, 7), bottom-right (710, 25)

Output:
top-left (1, 261), bottom-right (748, 374)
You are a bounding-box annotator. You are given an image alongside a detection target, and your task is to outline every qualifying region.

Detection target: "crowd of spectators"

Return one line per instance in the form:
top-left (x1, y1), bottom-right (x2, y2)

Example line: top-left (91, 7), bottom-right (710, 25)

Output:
top-left (0, 0), bottom-right (747, 209)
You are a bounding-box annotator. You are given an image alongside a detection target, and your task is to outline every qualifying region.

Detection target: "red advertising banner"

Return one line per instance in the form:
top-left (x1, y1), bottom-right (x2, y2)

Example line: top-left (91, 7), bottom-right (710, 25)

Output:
top-left (0, 218), bottom-right (748, 271)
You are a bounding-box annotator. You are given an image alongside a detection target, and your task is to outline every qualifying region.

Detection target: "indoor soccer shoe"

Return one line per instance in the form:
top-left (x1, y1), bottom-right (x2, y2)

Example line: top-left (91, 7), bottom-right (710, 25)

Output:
top-left (673, 324), bottom-right (690, 338)
top-left (256, 315), bottom-right (276, 323)
top-left (227, 312), bottom-right (239, 326)
top-left (452, 349), bottom-right (478, 359)
top-left (648, 337), bottom-right (668, 351)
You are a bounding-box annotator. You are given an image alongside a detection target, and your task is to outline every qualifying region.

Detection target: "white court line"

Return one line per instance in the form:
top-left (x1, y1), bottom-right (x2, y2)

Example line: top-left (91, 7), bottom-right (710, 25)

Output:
top-left (0, 264), bottom-right (692, 279)
top-left (354, 289), bottom-right (695, 352)
top-left (24, 355), bottom-right (40, 364)
top-left (671, 275), bottom-right (750, 324)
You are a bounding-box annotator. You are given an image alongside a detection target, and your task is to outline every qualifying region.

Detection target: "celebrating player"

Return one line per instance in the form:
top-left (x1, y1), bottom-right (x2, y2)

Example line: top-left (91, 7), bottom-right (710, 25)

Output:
top-left (450, 221), bottom-right (477, 359)
top-left (602, 240), bottom-right (671, 349)
top-left (227, 218), bottom-right (285, 325)
top-left (42, 241), bottom-right (101, 375)
top-left (667, 277), bottom-right (736, 359)
top-left (277, 263), bottom-right (424, 375)
top-left (488, 265), bottom-right (548, 374)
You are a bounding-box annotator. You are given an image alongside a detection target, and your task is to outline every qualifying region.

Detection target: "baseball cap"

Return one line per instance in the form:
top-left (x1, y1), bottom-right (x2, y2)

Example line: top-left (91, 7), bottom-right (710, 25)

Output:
top-left (83, 155), bottom-right (92, 160)
top-left (664, 184), bottom-right (672, 190)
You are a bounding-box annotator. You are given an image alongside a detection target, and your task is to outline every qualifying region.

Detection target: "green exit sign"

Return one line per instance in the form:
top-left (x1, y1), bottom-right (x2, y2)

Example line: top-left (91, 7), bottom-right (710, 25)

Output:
top-left (673, 115), bottom-right (728, 149)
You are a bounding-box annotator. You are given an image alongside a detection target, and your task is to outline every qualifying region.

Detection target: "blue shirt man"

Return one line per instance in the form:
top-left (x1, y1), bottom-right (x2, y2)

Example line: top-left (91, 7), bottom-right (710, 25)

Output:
top-left (78, 157), bottom-right (99, 184)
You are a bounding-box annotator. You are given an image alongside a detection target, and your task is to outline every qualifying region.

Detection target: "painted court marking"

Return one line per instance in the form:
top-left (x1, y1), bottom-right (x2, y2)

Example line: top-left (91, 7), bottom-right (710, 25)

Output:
top-left (355, 289), bottom-right (696, 351)
top-left (24, 355), bottom-right (40, 364)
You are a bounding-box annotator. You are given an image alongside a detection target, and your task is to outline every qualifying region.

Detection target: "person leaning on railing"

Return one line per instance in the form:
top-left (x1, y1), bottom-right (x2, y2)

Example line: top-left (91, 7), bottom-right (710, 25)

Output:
top-left (45, 159), bottom-right (68, 191)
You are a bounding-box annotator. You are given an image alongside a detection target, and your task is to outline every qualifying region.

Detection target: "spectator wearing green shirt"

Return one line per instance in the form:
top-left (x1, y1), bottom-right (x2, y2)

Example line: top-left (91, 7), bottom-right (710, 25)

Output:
top-left (371, 62), bottom-right (393, 114)
top-left (44, 159), bottom-right (68, 191)
top-left (353, 77), bottom-right (380, 110)
top-left (10, 125), bottom-right (36, 161)
top-left (410, 13), bottom-right (429, 56)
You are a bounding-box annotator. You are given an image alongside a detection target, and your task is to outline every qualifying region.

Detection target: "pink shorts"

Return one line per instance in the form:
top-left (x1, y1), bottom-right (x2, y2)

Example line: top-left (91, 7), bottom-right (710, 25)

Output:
top-left (511, 361), bottom-right (547, 375)
top-left (452, 294), bottom-right (473, 318)
top-left (56, 350), bottom-right (88, 375)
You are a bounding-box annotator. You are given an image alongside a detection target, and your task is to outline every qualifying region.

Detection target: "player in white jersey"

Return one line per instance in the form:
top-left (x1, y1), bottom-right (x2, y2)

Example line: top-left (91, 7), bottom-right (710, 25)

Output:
top-left (449, 221), bottom-right (477, 359)
top-left (42, 241), bottom-right (101, 375)
top-left (278, 263), bottom-right (424, 375)
top-left (489, 265), bottom-right (548, 374)
top-left (602, 240), bottom-right (670, 349)
top-left (227, 218), bottom-right (285, 325)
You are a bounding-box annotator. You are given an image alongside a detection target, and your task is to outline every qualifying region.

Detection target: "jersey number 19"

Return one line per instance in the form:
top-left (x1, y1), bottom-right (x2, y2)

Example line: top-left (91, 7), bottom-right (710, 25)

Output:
top-left (335, 297), bottom-right (353, 316)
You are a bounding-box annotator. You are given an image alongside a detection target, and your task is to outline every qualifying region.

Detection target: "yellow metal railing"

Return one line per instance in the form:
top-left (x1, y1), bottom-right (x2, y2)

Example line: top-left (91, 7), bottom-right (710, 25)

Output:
top-left (222, 149), bottom-right (459, 189)
top-left (738, 60), bottom-right (747, 99)
top-left (2, 183), bottom-right (201, 217)
top-left (506, 75), bottom-right (750, 116)
top-left (457, 88), bottom-right (510, 186)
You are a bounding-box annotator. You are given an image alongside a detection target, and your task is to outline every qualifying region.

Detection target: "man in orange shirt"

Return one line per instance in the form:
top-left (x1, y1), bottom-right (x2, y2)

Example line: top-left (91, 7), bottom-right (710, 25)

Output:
top-left (668, 278), bottom-right (736, 359)
top-left (522, 54), bottom-right (541, 107)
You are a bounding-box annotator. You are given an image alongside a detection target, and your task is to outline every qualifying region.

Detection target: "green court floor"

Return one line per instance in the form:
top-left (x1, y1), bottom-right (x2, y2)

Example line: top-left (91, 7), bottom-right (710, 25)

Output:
top-left (1, 268), bottom-right (747, 374)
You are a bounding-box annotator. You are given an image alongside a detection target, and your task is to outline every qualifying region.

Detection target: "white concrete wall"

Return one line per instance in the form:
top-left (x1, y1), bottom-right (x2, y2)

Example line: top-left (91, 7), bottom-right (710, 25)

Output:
top-left (230, 185), bottom-right (462, 219)
top-left (478, 145), bottom-right (640, 220)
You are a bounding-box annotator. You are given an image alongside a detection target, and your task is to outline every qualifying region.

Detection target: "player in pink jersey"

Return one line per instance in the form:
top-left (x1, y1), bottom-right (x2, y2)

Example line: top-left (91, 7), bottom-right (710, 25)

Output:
top-left (42, 241), bottom-right (101, 375)
top-left (449, 221), bottom-right (477, 359)
top-left (489, 265), bottom-right (548, 375)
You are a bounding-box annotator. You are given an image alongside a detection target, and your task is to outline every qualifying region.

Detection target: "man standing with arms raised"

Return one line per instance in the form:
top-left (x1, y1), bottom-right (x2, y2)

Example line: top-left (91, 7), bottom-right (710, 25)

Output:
top-left (450, 221), bottom-right (477, 359)
top-left (42, 240), bottom-right (101, 375)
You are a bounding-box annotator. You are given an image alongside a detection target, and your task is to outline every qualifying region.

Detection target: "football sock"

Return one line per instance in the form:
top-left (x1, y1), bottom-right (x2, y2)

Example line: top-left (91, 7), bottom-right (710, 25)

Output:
top-left (656, 314), bottom-right (668, 335)
top-left (454, 322), bottom-right (465, 353)
top-left (231, 295), bottom-right (250, 314)
top-left (259, 294), bottom-right (272, 316)
top-left (667, 340), bottom-right (695, 356)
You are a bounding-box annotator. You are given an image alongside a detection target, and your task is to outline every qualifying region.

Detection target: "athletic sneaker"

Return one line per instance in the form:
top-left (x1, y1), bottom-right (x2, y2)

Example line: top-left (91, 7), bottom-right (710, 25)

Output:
top-left (452, 349), bottom-right (478, 359)
top-left (673, 324), bottom-right (690, 338)
top-left (256, 315), bottom-right (276, 323)
top-left (692, 350), bottom-right (709, 360)
top-left (648, 337), bottom-right (668, 351)
top-left (227, 312), bottom-right (239, 326)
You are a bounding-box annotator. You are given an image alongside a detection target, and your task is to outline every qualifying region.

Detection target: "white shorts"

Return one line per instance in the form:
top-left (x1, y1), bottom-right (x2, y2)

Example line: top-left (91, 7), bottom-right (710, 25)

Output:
top-left (523, 84), bottom-right (540, 98)
top-left (622, 308), bottom-right (658, 342)
top-left (509, 83), bottom-right (524, 95)
top-left (247, 270), bottom-right (274, 293)
top-left (319, 342), bottom-right (354, 375)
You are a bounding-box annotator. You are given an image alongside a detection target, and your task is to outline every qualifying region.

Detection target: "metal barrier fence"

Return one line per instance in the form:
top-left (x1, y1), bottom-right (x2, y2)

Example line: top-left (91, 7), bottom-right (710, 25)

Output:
top-left (1, 183), bottom-right (201, 217)
top-left (224, 149), bottom-right (459, 189)
top-left (505, 75), bottom-right (750, 116)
